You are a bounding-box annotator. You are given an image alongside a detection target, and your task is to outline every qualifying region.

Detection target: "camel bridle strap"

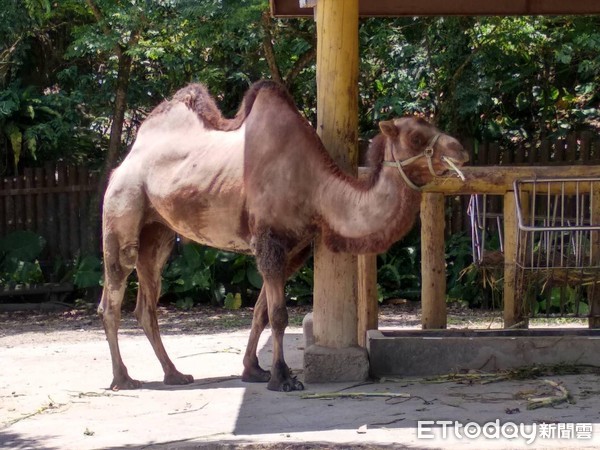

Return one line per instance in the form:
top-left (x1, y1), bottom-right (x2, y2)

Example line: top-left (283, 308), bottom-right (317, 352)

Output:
top-left (382, 133), bottom-right (441, 191)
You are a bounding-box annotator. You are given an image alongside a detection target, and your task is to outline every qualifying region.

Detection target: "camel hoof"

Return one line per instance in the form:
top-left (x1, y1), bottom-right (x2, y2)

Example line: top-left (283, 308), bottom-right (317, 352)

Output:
top-left (164, 372), bottom-right (194, 385)
top-left (268, 376), bottom-right (305, 392)
top-left (110, 377), bottom-right (142, 391)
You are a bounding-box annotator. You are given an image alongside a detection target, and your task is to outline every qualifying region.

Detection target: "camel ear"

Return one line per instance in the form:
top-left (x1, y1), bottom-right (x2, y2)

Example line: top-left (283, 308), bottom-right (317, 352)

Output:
top-left (379, 120), bottom-right (398, 138)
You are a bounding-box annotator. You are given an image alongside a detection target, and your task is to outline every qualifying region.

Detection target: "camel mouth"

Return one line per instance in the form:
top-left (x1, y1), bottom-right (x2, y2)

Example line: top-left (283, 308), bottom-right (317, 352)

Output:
top-left (441, 155), bottom-right (467, 181)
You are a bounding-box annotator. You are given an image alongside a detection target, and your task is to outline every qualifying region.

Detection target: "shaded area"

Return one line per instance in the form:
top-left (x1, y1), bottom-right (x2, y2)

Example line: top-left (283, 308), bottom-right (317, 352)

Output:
top-left (0, 431), bottom-right (59, 450)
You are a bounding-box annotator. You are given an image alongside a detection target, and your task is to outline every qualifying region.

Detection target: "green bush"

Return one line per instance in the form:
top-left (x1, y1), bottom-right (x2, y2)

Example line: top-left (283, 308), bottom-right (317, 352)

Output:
top-left (0, 230), bottom-right (45, 285)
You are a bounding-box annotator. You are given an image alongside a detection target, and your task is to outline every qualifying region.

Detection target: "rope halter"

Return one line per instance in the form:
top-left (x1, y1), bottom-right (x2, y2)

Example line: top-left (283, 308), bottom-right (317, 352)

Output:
top-left (382, 133), bottom-right (441, 191)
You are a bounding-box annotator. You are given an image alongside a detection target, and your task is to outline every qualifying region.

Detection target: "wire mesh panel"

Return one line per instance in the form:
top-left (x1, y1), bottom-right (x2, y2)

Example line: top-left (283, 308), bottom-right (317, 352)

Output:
top-left (468, 194), bottom-right (504, 267)
top-left (514, 177), bottom-right (600, 317)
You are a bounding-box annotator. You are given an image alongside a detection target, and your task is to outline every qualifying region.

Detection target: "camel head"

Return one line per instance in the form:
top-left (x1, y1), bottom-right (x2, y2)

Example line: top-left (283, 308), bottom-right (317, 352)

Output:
top-left (379, 117), bottom-right (469, 190)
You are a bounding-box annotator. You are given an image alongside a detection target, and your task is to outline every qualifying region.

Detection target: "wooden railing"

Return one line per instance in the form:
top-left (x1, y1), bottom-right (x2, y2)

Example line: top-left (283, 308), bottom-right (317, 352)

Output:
top-left (420, 165), bottom-right (600, 330)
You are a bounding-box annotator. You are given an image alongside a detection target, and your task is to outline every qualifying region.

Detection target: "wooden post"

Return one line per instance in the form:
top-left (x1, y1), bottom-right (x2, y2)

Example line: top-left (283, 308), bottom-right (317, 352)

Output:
top-left (503, 191), bottom-right (528, 328)
top-left (312, 0), bottom-right (360, 349)
top-left (420, 193), bottom-right (447, 329)
top-left (589, 183), bottom-right (600, 328)
top-left (357, 254), bottom-right (378, 347)
top-left (24, 168), bottom-right (34, 231)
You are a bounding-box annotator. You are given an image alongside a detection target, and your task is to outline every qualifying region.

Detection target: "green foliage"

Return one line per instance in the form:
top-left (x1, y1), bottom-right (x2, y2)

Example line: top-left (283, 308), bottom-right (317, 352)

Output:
top-left (445, 232), bottom-right (503, 308)
top-left (0, 230), bottom-right (45, 285)
top-left (162, 243), bottom-right (215, 298)
top-left (0, 83), bottom-right (97, 172)
top-left (73, 255), bottom-right (103, 289)
top-left (376, 229), bottom-right (421, 302)
top-left (286, 261), bottom-right (313, 304)
top-left (224, 292), bottom-right (243, 310)
top-left (530, 285), bottom-right (590, 316)
top-left (161, 242), bottom-right (262, 307)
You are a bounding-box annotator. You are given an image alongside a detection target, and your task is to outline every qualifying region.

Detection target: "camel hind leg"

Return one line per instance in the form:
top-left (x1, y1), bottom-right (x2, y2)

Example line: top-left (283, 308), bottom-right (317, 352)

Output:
top-left (134, 222), bottom-right (194, 385)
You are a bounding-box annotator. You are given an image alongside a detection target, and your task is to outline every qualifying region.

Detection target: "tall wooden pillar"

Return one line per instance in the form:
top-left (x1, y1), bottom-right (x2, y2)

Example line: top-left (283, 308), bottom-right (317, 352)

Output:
top-left (304, 0), bottom-right (369, 382)
top-left (312, 0), bottom-right (359, 349)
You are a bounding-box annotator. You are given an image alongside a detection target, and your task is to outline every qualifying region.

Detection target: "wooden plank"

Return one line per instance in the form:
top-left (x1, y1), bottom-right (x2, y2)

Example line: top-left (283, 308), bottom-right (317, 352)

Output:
top-left (44, 162), bottom-right (58, 258)
top-left (540, 139), bottom-right (551, 163)
top-left (477, 142), bottom-right (488, 166)
top-left (420, 193), bottom-right (447, 329)
top-left (88, 170), bottom-right (101, 255)
top-left (34, 167), bottom-right (45, 237)
top-left (423, 165), bottom-right (600, 195)
top-left (3, 178), bottom-right (15, 233)
top-left (78, 167), bottom-right (90, 255)
top-left (554, 138), bottom-right (566, 163)
top-left (23, 168), bottom-right (34, 231)
top-left (503, 191), bottom-right (527, 328)
top-left (580, 131), bottom-right (592, 163)
top-left (566, 133), bottom-right (578, 163)
top-left (0, 185), bottom-right (95, 196)
top-left (14, 175), bottom-right (24, 229)
top-left (57, 163), bottom-right (69, 259)
top-left (312, 0), bottom-right (360, 349)
top-left (68, 166), bottom-right (80, 258)
top-left (357, 254), bottom-right (378, 347)
top-left (270, 0), bottom-right (600, 17)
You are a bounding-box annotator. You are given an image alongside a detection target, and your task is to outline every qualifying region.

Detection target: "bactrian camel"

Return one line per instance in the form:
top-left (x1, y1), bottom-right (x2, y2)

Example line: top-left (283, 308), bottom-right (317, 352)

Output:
top-left (99, 80), bottom-right (469, 392)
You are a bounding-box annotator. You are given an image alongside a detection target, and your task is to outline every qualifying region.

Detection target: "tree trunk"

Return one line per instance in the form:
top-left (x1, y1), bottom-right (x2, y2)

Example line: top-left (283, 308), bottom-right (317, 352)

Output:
top-left (88, 48), bottom-right (133, 254)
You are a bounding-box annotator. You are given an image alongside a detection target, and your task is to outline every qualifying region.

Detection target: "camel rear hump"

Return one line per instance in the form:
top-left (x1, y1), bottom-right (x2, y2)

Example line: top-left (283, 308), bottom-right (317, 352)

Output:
top-left (144, 80), bottom-right (297, 133)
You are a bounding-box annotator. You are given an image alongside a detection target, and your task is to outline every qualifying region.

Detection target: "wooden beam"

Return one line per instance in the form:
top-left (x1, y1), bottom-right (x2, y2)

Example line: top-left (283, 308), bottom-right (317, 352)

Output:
top-left (271, 0), bottom-right (600, 18)
top-left (420, 193), bottom-right (447, 329)
top-left (357, 254), bottom-right (378, 347)
top-left (312, 0), bottom-right (360, 349)
top-left (423, 166), bottom-right (600, 195)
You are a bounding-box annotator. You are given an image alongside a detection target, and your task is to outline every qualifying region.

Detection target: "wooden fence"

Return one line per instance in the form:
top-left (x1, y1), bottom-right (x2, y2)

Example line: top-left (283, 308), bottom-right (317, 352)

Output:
top-left (448, 131), bottom-right (600, 234)
top-left (0, 163), bottom-right (99, 262)
top-left (1, 131), bottom-right (599, 266)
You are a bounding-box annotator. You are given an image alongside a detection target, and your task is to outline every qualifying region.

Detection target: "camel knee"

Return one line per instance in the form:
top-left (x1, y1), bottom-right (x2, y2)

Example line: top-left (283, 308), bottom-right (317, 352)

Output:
top-left (119, 242), bottom-right (139, 270)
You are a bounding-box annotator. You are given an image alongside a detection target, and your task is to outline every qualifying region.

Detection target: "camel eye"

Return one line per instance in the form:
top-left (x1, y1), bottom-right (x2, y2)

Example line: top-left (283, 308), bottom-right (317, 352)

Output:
top-left (411, 133), bottom-right (425, 147)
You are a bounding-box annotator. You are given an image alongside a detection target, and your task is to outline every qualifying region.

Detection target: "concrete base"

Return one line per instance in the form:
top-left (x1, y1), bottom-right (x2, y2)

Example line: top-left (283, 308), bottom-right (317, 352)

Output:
top-left (367, 328), bottom-right (600, 377)
top-left (302, 312), bottom-right (370, 383)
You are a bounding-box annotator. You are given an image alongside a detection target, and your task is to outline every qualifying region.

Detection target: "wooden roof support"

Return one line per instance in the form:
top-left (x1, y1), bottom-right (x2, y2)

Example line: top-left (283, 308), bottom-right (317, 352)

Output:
top-left (303, 0), bottom-right (370, 384)
top-left (312, 0), bottom-right (361, 349)
top-left (272, 0), bottom-right (600, 17)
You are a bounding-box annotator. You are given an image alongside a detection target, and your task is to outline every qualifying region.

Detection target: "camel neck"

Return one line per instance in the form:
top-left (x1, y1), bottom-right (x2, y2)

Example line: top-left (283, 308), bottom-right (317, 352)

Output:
top-left (316, 164), bottom-right (422, 254)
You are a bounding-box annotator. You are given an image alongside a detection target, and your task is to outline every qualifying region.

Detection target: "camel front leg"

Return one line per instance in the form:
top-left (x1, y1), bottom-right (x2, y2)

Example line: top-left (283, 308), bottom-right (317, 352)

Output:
top-left (242, 287), bottom-right (271, 382)
top-left (252, 229), bottom-right (304, 391)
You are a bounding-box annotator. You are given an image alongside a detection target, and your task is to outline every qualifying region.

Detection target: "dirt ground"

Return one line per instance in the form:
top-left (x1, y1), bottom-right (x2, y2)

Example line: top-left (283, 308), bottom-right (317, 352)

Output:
top-left (1, 303), bottom-right (600, 449)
